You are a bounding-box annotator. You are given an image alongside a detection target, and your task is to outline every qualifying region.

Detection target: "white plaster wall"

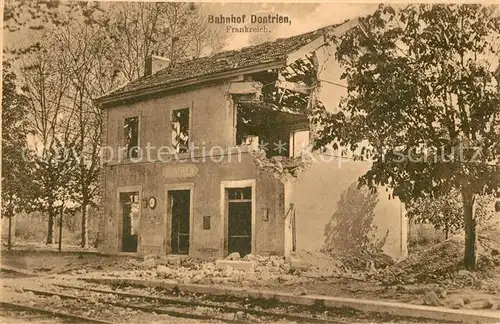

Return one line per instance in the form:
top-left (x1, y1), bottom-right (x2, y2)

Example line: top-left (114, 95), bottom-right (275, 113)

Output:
top-left (288, 155), bottom-right (408, 260)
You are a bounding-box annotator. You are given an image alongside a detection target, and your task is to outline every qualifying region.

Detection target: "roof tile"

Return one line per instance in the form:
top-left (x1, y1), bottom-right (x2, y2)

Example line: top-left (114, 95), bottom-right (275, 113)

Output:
top-left (99, 23), bottom-right (341, 101)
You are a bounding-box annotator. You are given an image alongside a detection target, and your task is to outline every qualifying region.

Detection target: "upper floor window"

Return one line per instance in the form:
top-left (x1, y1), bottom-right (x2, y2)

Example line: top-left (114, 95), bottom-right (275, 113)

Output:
top-left (124, 116), bottom-right (139, 159)
top-left (172, 108), bottom-right (190, 153)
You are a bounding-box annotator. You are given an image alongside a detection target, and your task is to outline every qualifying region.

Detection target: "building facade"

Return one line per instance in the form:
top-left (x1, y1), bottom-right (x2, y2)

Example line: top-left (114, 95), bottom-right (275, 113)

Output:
top-left (96, 19), bottom-right (408, 260)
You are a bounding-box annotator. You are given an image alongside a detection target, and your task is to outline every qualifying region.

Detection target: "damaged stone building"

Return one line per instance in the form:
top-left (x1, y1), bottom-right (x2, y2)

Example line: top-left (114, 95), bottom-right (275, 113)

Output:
top-left (95, 19), bottom-right (408, 260)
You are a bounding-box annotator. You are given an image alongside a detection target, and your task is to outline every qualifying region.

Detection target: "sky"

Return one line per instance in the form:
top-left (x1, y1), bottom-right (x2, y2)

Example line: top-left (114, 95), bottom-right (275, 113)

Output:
top-left (200, 2), bottom-right (378, 50)
top-left (2, 2), bottom-right (378, 53)
top-left (1, 2), bottom-right (379, 132)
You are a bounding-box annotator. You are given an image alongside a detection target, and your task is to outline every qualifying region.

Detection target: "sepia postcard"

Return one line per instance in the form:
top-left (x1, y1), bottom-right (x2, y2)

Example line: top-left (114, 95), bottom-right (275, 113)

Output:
top-left (1, 1), bottom-right (500, 323)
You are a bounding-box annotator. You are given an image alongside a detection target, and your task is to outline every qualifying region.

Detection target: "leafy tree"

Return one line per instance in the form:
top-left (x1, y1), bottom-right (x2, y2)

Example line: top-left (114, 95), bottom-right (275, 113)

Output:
top-left (1, 62), bottom-right (32, 249)
top-left (407, 191), bottom-right (495, 239)
top-left (30, 139), bottom-right (78, 247)
top-left (312, 4), bottom-right (500, 269)
top-left (3, 0), bottom-right (67, 32)
top-left (47, 4), bottom-right (119, 248)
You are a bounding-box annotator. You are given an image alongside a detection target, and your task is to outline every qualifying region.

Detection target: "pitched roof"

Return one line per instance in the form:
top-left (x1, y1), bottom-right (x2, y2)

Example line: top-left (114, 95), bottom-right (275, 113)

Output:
top-left (96, 22), bottom-right (344, 105)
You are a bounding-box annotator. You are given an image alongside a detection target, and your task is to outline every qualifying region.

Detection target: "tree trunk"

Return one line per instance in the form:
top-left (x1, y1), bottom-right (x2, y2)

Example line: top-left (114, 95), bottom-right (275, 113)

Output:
top-left (58, 207), bottom-right (63, 252)
top-left (445, 222), bottom-right (449, 240)
top-left (8, 215), bottom-right (12, 251)
top-left (81, 202), bottom-right (89, 248)
top-left (46, 207), bottom-right (55, 245)
top-left (462, 190), bottom-right (476, 269)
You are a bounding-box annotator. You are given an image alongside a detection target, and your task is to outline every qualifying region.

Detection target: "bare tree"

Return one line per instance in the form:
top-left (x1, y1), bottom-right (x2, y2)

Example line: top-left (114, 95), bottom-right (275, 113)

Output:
top-left (107, 2), bottom-right (226, 81)
top-left (21, 44), bottom-right (74, 244)
top-left (43, 4), bottom-right (120, 248)
top-left (6, 1), bottom-right (227, 248)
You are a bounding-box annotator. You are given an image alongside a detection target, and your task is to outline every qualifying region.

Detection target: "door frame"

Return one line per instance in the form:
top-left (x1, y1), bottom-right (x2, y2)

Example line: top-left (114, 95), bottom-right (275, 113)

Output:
top-left (220, 179), bottom-right (256, 256)
top-left (165, 182), bottom-right (194, 255)
top-left (116, 185), bottom-right (142, 254)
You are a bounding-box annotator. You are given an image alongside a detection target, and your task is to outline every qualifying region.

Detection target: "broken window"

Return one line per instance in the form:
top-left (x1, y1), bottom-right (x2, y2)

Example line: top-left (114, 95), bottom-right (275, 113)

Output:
top-left (124, 117), bottom-right (139, 159)
top-left (236, 103), bottom-right (311, 158)
top-left (232, 66), bottom-right (316, 159)
top-left (172, 108), bottom-right (190, 153)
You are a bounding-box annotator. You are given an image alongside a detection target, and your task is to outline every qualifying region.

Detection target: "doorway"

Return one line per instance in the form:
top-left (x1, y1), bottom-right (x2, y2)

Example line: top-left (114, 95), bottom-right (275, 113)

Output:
top-left (168, 190), bottom-right (190, 254)
top-left (227, 187), bottom-right (252, 257)
top-left (120, 192), bottom-right (140, 252)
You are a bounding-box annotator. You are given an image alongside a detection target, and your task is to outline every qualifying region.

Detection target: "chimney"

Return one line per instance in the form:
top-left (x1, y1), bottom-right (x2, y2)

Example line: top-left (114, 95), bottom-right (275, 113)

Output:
top-left (144, 55), bottom-right (171, 76)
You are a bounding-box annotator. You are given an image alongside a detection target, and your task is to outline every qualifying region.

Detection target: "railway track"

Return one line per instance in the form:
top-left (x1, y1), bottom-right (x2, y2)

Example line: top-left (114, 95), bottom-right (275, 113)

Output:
top-left (18, 282), bottom-right (345, 323)
top-left (2, 275), bottom-right (445, 323)
top-left (0, 300), bottom-right (114, 323)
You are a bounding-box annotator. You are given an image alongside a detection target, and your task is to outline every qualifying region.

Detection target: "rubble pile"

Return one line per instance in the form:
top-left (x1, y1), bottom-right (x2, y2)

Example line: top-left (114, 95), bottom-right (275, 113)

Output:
top-left (376, 220), bottom-right (500, 287)
top-left (477, 218), bottom-right (500, 267)
top-left (375, 235), bottom-right (465, 285)
top-left (85, 220), bottom-right (500, 292)
top-left (324, 249), bottom-right (394, 273)
top-left (117, 251), bottom-right (358, 287)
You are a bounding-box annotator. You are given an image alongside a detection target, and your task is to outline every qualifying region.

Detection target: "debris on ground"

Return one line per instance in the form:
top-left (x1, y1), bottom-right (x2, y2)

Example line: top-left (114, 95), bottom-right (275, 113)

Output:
top-left (375, 219), bottom-right (500, 288)
top-left (423, 290), bottom-right (442, 306)
top-left (376, 235), bottom-right (465, 286)
top-left (139, 258), bottom-right (156, 269)
top-left (482, 299), bottom-right (495, 309)
top-left (233, 310), bottom-right (245, 321)
top-left (293, 287), bottom-right (307, 296)
top-left (451, 298), bottom-right (464, 309)
top-left (225, 252), bottom-right (241, 261)
top-left (4, 219), bottom-right (500, 312)
top-left (438, 288), bottom-right (447, 299)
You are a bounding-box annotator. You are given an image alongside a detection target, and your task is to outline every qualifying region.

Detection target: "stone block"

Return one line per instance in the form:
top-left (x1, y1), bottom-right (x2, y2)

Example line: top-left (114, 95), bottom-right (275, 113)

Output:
top-left (225, 252), bottom-right (241, 260)
top-left (289, 257), bottom-right (312, 271)
top-left (139, 258), bottom-right (156, 269)
top-left (215, 260), bottom-right (255, 271)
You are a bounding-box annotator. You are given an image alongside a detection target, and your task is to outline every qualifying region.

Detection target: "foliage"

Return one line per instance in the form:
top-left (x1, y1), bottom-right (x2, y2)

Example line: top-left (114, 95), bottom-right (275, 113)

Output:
top-left (1, 62), bottom-right (32, 221)
top-left (407, 191), bottom-right (495, 237)
top-left (13, 209), bottom-right (101, 246)
top-left (311, 4), bottom-right (500, 268)
top-left (45, 7), bottom-right (119, 247)
top-left (408, 223), bottom-right (445, 251)
top-left (313, 4), bottom-right (500, 200)
top-left (3, 0), bottom-right (68, 32)
top-left (29, 139), bottom-right (79, 213)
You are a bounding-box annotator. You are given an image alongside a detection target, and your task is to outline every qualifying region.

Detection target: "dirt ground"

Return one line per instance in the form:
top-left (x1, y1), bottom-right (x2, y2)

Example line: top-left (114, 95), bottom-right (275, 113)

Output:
top-left (2, 219), bottom-right (500, 314)
top-left (2, 247), bottom-right (500, 314)
top-left (1, 249), bottom-right (131, 274)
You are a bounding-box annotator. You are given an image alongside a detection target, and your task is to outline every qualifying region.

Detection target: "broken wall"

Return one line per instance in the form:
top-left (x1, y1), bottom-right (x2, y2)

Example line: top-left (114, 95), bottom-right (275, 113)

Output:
top-left (278, 43), bottom-right (407, 260)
